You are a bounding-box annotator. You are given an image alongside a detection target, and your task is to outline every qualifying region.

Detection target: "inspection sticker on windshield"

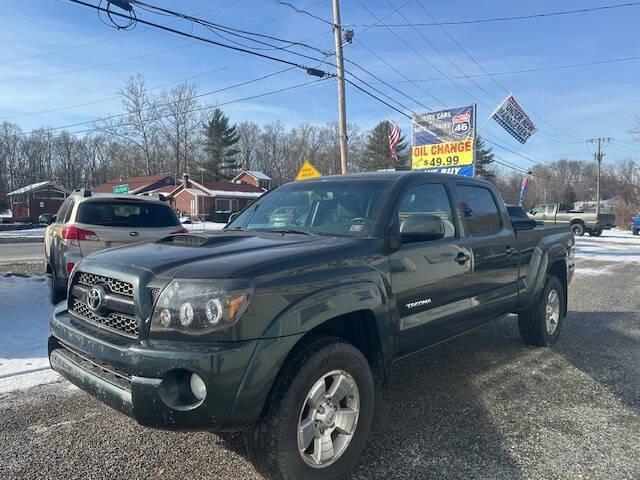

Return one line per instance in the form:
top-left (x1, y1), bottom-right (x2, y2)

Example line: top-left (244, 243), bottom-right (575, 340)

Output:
top-left (350, 224), bottom-right (364, 232)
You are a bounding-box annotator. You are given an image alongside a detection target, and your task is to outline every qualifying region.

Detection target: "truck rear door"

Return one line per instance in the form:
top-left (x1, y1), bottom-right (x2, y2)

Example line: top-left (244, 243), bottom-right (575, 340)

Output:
top-left (453, 182), bottom-right (520, 328)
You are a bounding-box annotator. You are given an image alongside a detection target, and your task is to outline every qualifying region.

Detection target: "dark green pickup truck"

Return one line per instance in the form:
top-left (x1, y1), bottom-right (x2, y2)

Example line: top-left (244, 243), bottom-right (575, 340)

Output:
top-left (49, 172), bottom-right (575, 480)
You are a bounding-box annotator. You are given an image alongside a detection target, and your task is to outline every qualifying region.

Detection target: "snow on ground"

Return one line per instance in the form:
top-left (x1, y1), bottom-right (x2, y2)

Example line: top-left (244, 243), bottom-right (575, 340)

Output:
top-left (0, 275), bottom-right (59, 393)
top-left (0, 227), bottom-right (45, 239)
top-left (574, 228), bottom-right (640, 264)
top-left (183, 221), bottom-right (226, 233)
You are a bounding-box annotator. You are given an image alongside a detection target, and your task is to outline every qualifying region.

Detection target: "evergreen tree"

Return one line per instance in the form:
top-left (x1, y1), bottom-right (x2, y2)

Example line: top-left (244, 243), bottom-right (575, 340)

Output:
top-left (203, 108), bottom-right (240, 180)
top-left (474, 135), bottom-right (496, 180)
top-left (361, 121), bottom-right (408, 171)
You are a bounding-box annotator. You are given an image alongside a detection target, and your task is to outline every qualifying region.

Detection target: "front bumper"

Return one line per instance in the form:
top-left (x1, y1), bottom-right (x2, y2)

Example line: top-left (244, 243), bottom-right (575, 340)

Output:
top-left (49, 305), bottom-right (258, 431)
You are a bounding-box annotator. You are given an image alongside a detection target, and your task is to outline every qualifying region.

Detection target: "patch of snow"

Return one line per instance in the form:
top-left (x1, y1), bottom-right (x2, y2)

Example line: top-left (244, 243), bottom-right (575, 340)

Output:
top-left (0, 227), bottom-right (45, 239)
top-left (0, 275), bottom-right (59, 392)
top-left (184, 221), bottom-right (226, 233)
top-left (575, 228), bottom-right (640, 263)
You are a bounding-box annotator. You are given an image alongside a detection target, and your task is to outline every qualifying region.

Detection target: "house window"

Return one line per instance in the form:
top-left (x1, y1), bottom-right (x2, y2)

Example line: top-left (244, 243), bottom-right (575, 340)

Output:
top-left (215, 198), bottom-right (240, 212)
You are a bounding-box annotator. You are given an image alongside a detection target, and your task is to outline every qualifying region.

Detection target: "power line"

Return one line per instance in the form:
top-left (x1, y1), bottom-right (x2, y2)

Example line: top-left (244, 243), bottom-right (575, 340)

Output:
top-left (1, 66), bottom-right (229, 120)
top-left (66, 0), bottom-right (334, 74)
top-left (55, 78), bottom-right (330, 137)
top-left (20, 68), bottom-right (296, 136)
top-left (271, 0), bottom-right (333, 26)
top-left (353, 2), bottom-right (640, 27)
top-left (375, 54), bottom-right (640, 83)
top-left (345, 79), bottom-right (411, 119)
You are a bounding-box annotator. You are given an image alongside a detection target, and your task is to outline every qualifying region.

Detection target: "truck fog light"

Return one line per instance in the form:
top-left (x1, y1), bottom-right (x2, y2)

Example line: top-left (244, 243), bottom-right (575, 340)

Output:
top-left (190, 373), bottom-right (207, 401)
top-left (179, 302), bottom-right (194, 326)
top-left (205, 298), bottom-right (223, 325)
top-left (159, 309), bottom-right (172, 327)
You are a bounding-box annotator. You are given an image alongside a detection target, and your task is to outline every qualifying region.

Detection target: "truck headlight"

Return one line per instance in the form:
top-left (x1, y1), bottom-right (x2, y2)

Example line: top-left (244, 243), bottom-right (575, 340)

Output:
top-left (150, 280), bottom-right (253, 335)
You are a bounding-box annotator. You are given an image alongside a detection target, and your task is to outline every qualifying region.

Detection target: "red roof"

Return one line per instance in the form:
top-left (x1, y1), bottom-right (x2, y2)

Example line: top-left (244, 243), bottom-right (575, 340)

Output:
top-left (200, 181), bottom-right (263, 193)
top-left (92, 174), bottom-right (176, 193)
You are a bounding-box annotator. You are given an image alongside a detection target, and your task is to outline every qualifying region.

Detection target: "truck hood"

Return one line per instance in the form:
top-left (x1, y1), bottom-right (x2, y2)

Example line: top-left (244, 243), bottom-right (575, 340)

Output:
top-left (82, 231), bottom-right (361, 279)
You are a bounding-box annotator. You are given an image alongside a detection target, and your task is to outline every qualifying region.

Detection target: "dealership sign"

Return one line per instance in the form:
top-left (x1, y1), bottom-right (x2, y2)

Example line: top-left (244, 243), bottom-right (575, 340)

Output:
top-left (491, 94), bottom-right (537, 144)
top-left (411, 105), bottom-right (476, 177)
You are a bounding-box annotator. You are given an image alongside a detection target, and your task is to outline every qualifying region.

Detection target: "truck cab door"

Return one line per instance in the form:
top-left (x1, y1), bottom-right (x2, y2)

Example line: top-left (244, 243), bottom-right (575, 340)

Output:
top-left (388, 181), bottom-right (473, 358)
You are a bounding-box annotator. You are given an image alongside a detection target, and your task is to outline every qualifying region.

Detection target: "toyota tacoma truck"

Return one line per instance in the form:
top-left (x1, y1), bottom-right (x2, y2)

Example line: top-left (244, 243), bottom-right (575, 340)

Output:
top-left (49, 172), bottom-right (575, 480)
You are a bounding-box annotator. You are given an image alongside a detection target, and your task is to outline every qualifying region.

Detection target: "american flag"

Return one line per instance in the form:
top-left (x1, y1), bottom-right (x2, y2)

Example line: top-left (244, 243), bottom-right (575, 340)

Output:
top-left (388, 120), bottom-right (401, 160)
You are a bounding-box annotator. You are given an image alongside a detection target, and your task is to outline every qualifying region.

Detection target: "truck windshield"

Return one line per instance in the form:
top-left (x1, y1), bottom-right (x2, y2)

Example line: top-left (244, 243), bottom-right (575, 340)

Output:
top-left (227, 180), bottom-right (390, 237)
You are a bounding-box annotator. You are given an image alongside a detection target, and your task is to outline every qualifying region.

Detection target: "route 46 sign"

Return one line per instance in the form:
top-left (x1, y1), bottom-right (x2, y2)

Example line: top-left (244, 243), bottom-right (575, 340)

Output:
top-left (452, 113), bottom-right (471, 137)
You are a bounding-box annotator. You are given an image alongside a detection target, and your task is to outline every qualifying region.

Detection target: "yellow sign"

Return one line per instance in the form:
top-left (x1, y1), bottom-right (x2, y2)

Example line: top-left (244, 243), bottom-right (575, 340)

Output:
top-left (411, 138), bottom-right (474, 171)
top-left (295, 161), bottom-right (322, 180)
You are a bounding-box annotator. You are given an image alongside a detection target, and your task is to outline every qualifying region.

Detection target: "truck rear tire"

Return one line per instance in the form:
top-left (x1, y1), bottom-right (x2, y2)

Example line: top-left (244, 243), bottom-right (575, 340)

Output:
top-left (244, 336), bottom-right (375, 480)
top-left (588, 228), bottom-right (602, 237)
top-left (571, 223), bottom-right (585, 236)
top-left (518, 275), bottom-right (565, 347)
top-left (633, 230), bottom-right (639, 236)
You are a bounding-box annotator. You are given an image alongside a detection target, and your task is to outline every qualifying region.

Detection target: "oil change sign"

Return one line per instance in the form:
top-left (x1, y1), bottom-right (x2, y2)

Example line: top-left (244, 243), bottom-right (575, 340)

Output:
top-left (411, 105), bottom-right (476, 177)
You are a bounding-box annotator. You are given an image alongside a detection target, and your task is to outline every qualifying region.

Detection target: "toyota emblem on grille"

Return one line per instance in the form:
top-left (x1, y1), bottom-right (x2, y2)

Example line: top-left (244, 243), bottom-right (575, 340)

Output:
top-left (86, 285), bottom-right (105, 311)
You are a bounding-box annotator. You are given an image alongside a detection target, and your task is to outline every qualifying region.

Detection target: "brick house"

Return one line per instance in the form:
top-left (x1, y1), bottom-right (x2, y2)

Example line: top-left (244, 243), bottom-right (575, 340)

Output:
top-left (232, 171), bottom-right (272, 191)
top-left (7, 181), bottom-right (70, 222)
top-left (92, 174), bottom-right (178, 195)
top-left (169, 174), bottom-right (265, 222)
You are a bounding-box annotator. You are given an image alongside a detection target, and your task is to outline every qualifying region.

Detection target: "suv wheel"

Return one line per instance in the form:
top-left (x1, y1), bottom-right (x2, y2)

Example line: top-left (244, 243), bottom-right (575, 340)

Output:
top-left (244, 336), bottom-right (375, 480)
top-left (518, 275), bottom-right (565, 347)
top-left (571, 223), bottom-right (585, 236)
top-left (588, 228), bottom-right (602, 237)
top-left (49, 264), bottom-right (66, 305)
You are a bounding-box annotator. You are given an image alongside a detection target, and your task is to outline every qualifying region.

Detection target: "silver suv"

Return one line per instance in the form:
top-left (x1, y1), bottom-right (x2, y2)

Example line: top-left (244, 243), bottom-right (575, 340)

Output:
top-left (44, 190), bottom-right (185, 303)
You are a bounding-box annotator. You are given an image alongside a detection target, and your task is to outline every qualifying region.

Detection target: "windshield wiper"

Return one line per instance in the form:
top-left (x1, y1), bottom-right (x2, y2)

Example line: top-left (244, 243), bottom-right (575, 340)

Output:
top-left (269, 228), bottom-right (312, 235)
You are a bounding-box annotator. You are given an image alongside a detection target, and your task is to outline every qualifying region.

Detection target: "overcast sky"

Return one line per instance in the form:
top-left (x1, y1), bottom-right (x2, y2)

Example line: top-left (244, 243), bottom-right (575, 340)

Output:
top-left (1, 0), bottom-right (639, 172)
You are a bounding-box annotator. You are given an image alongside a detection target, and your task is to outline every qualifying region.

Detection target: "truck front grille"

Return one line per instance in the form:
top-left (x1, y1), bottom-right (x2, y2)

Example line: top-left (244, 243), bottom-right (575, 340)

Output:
top-left (69, 271), bottom-right (138, 338)
top-left (72, 299), bottom-right (139, 338)
top-left (77, 272), bottom-right (134, 297)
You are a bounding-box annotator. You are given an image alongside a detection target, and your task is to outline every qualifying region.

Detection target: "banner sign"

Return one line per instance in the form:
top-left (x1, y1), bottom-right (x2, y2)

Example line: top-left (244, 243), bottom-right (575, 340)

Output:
top-left (491, 94), bottom-right (537, 144)
top-left (411, 105), bottom-right (475, 177)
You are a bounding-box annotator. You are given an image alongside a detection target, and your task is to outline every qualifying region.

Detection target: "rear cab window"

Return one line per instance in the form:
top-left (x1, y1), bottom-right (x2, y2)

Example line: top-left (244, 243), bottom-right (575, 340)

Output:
top-left (456, 185), bottom-right (502, 236)
top-left (76, 201), bottom-right (180, 228)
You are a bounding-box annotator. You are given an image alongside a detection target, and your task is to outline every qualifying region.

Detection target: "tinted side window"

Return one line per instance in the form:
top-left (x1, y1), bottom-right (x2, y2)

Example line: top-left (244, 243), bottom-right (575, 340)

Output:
top-left (397, 183), bottom-right (455, 239)
top-left (57, 198), bottom-right (74, 223)
top-left (457, 185), bottom-right (502, 236)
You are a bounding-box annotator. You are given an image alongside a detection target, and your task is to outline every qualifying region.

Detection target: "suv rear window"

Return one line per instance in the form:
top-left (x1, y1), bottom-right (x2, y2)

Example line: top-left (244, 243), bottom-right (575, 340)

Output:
top-left (76, 201), bottom-right (180, 228)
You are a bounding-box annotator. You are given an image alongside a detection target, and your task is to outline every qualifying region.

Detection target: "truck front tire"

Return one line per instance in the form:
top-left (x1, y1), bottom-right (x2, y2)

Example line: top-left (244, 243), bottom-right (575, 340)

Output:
top-left (244, 336), bottom-right (375, 480)
top-left (571, 223), bottom-right (585, 236)
top-left (518, 275), bottom-right (565, 347)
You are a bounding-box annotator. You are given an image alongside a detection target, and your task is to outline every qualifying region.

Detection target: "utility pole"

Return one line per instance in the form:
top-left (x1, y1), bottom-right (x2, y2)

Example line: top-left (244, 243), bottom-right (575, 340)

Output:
top-left (332, 0), bottom-right (348, 174)
top-left (587, 137), bottom-right (612, 216)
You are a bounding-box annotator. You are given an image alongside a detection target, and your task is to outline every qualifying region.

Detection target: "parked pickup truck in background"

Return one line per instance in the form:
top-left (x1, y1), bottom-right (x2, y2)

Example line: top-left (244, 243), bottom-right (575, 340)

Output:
top-left (528, 202), bottom-right (616, 236)
top-left (49, 172), bottom-right (575, 480)
top-left (631, 214), bottom-right (640, 235)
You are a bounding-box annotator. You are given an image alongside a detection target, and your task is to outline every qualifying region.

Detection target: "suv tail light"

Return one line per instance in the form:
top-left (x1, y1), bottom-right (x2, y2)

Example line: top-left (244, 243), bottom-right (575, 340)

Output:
top-left (61, 226), bottom-right (99, 246)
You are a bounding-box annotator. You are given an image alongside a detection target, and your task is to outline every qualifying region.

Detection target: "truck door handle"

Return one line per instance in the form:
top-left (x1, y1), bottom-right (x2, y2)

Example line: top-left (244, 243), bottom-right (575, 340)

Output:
top-left (455, 252), bottom-right (470, 264)
top-left (506, 246), bottom-right (516, 256)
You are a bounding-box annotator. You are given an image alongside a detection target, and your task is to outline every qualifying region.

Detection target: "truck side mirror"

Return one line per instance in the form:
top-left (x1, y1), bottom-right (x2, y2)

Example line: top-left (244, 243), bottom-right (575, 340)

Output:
top-left (400, 214), bottom-right (445, 243)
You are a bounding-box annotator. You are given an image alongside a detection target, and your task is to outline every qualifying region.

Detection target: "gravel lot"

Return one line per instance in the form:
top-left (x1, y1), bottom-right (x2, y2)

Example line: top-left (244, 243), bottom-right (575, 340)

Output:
top-left (1, 254), bottom-right (639, 479)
